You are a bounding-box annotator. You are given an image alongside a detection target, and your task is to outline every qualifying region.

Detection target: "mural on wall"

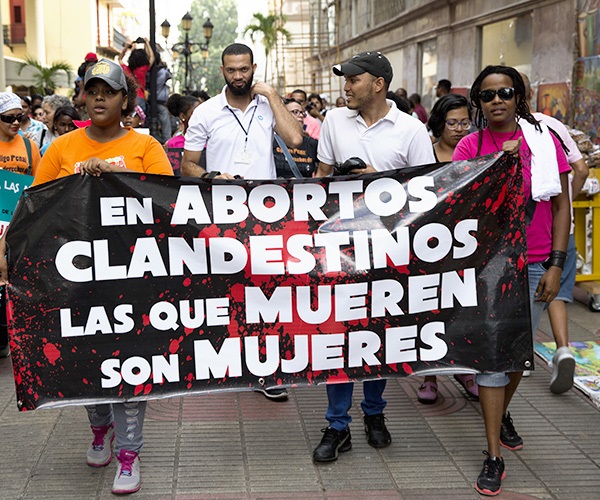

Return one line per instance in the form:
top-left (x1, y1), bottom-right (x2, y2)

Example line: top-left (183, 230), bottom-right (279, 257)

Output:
top-left (536, 83), bottom-right (570, 121)
top-left (578, 1), bottom-right (600, 57)
top-left (574, 1), bottom-right (600, 143)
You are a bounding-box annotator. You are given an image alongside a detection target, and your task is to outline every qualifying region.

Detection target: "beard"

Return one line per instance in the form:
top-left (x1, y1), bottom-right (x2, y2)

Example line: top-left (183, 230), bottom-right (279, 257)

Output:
top-left (225, 74), bottom-right (253, 96)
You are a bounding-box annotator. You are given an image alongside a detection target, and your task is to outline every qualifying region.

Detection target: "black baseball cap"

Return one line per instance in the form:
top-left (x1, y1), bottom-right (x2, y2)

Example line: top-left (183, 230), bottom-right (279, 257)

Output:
top-left (332, 51), bottom-right (393, 84)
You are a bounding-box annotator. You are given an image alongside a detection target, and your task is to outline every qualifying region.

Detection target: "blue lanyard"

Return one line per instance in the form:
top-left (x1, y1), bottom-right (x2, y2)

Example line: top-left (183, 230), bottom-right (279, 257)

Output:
top-left (228, 105), bottom-right (258, 151)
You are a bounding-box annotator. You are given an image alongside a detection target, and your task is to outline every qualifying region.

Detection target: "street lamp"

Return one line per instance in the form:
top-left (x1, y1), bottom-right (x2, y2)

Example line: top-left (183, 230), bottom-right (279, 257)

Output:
top-left (161, 12), bottom-right (214, 94)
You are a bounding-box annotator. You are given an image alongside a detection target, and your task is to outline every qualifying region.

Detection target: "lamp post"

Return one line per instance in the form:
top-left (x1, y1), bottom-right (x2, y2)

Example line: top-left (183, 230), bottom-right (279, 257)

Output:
top-left (161, 12), bottom-right (214, 94)
top-left (147, 0), bottom-right (159, 139)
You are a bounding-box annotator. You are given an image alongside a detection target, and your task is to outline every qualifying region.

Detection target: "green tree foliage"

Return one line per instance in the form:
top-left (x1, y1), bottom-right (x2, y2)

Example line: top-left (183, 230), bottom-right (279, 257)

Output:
top-left (244, 13), bottom-right (291, 81)
top-left (173, 0), bottom-right (237, 96)
top-left (17, 57), bottom-right (73, 95)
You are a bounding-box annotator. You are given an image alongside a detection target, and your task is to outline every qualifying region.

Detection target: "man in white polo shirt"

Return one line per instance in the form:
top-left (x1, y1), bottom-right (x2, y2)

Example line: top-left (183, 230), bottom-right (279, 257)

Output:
top-left (182, 43), bottom-right (302, 180)
top-left (181, 43), bottom-right (302, 400)
top-left (313, 51), bottom-right (435, 462)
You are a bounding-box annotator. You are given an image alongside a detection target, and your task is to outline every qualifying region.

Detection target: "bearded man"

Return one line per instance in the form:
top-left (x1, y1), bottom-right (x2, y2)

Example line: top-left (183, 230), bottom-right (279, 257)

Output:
top-left (181, 43), bottom-right (301, 401)
top-left (182, 43), bottom-right (302, 180)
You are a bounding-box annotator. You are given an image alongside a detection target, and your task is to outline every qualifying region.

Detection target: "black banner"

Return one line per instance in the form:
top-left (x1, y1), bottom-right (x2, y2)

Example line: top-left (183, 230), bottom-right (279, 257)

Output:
top-left (6, 153), bottom-right (532, 410)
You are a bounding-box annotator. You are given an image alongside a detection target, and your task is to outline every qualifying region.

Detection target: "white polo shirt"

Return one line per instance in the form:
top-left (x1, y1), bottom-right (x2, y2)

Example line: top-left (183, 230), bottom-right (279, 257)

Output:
top-left (185, 86), bottom-right (276, 179)
top-left (317, 100), bottom-right (435, 170)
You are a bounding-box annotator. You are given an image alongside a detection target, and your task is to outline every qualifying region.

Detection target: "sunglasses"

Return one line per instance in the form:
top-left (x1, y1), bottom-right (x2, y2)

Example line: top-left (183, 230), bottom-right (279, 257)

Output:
top-left (478, 87), bottom-right (515, 103)
top-left (0, 113), bottom-right (24, 124)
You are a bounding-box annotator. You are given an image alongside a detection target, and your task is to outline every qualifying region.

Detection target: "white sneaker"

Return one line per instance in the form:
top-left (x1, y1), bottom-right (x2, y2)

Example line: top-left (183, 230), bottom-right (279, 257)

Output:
top-left (112, 449), bottom-right (141, 494)
top-left (550, 346), bottom-right (575, 394)
top-left (86, 423), bottom-right (114, 467)
top-left (522, 370), bottom-right (531, 377)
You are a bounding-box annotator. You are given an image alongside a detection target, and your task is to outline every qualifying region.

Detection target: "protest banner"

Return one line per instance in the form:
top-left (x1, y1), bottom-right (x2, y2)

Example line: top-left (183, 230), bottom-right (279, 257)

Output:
top-left (0, 169), bottom-right (34, 237)
top-left (5, 153), bottom-right (533, 410)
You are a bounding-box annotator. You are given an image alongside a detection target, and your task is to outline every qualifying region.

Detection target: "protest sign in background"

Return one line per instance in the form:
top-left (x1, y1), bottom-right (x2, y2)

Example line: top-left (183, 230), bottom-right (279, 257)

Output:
top-left (0, 169), bottom-right (34, 236)
top-left (6, 153), bottom-right (532, 410)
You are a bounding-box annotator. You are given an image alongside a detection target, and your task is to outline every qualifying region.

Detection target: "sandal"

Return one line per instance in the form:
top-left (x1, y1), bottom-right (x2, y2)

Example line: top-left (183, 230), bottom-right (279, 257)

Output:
top-left (417, 380), bottom-right (438, 404)
top-left (454, 374), bottom-right (479, 399)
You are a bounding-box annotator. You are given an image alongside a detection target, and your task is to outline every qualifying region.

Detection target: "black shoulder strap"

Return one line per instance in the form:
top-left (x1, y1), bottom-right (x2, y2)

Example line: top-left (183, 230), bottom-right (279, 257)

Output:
top-left (274, 133), bottom-right (303, 178)
top-left (546, 125), bottom-right (570, 156)
top-left (23, 136), bottom-right (32, 175)
top-left (476, 130), bottom-right (483, 157)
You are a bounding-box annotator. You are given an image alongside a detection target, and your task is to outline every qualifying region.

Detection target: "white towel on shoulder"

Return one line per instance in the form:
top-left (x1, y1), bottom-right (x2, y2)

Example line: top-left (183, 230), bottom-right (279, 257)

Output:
top-left (518, 118), bottom-right (562, 202)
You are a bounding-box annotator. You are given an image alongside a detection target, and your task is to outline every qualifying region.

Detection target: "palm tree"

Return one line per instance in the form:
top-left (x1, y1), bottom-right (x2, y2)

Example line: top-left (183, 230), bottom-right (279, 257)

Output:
top-left (244, 13), bottom-right (291, 82)
top-left (17, 56), bottom-right (73, 95)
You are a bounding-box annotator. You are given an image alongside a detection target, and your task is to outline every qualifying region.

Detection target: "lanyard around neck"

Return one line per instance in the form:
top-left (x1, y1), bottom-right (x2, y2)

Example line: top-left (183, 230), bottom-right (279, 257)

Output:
top-left (228, 105), bottom-right (258, 151)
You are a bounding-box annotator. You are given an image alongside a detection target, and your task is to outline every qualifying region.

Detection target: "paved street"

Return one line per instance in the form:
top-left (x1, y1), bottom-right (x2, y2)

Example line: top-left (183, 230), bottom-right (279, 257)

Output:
top-left (0, 290), bottom-right (599, 500)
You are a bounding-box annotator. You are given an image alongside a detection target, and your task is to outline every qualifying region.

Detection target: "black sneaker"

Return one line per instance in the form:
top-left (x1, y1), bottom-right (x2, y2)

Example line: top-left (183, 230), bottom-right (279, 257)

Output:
top-left (0, 345), bottom-right (9, 359)
top-left (500, 411), bottom-right (523, 450)
top-left (475, 451), bottom-right (506, 496)
top-left (254, 387), bottom-right (288, 401)
top-left (363, 413), bottom-right (391, 448)
top-left (313, 427), bottom-right (352, 462)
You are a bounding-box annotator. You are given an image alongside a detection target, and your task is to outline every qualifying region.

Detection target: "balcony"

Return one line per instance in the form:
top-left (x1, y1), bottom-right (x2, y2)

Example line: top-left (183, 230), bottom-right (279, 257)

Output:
top-left (2, 23), bottom-right (26, 45)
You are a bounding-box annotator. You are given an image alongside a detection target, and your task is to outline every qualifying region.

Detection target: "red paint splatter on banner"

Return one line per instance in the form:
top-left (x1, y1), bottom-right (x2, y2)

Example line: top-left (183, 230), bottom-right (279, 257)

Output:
top-left (402, 362), bottom-right (413, 375)
top-left (43, 343), bottom-right (60, 365)
top-left (169, 338), bottom-right (181, 354)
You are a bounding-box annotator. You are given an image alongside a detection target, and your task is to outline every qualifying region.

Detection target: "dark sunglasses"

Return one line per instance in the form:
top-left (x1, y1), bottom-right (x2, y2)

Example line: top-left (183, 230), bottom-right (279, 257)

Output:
top-left (0, 113), bottom-right (24, 124)
top-left (478, 87), bottom-right (515, 103)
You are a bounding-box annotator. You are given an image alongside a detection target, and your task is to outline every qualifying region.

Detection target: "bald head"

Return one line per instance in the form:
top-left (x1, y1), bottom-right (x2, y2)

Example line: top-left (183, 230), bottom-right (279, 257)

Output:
top-left (520, 72), bottom-right (533, 104)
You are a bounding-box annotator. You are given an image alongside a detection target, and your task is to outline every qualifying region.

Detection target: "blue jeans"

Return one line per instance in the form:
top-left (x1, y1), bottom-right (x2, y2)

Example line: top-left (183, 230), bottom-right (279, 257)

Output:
top-left (325, 379), bottom-right (387, 431)
top-left (555, 234), bottom-right (576, 303)
top-left (476, 262), bottom-right (548, 387)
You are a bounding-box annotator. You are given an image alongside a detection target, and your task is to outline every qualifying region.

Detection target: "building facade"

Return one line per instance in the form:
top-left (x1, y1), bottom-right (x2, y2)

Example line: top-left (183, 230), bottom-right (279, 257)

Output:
top-left (1, 0), bottom-right (127, 93)
top-left (299, 0), bottom-right (597, 141)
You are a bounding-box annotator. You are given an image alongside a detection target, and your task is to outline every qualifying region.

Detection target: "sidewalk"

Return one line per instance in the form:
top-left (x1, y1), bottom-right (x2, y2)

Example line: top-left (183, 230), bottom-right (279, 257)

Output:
top-left (0, 294), bottom-right (599, 500)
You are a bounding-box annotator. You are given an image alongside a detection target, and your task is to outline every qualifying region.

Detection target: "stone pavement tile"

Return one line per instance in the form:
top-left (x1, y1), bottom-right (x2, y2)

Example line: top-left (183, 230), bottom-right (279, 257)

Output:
top-left (248, 494), bottom-right (326, 500)
top-left (173, 495), bottom-right (250, 500)
top-left (176, 464), bottom-right (246, 490)
top-left (386, 460), bottom-right (468, 489)
top-left (325, 492), bottom-right (404, 499)
top-left (0, 484), bottom-right (25, 500)
top-left (316, 457), bottom-right (397, 491)
top-left (401, 491), bottom-right (482, 500)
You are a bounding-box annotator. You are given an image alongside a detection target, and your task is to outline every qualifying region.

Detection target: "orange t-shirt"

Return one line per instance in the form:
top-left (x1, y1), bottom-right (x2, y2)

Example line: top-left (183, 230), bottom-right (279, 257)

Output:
top-left (0, 134), bottom-right (41, 175)
top-left (33, 128), bottom-right (173, 186)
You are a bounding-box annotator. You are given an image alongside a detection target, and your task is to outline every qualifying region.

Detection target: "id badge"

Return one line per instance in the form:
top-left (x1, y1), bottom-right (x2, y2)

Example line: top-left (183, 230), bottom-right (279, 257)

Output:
top-left (234, 150), bottom-right (253, 164)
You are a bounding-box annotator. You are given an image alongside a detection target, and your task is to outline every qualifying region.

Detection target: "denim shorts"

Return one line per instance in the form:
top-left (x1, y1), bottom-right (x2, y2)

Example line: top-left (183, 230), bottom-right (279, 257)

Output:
top-left (476, 262), bottom-right (548, 388)
top-left (555, 234), bottom-right (576, 303)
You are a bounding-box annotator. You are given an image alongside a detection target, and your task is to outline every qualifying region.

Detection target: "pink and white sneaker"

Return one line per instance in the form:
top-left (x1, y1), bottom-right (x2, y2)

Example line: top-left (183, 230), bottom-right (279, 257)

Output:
top-left (86, 423), bottom-right (115, 467)
top-left (112, 449), bottom-right (141, 494)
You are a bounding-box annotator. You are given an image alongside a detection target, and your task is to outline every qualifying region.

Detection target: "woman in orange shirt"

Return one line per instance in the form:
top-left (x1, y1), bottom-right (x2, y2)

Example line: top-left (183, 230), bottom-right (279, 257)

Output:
top-left (0, 59), bottom-right (172, 495)
top-left (0, 92), bottom-right (40, 358)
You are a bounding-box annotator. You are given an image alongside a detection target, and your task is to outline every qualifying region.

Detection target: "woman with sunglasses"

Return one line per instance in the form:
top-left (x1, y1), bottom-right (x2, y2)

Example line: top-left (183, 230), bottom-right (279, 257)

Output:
top-left (0, 92), bottom-right (41, 175)
top-left (0, 92), bottom-right (41, 359)
top-left (0, 60), bottom-right (172, 495)
top-left (416, 94), bottom-right (479, 404)
top-left (452, 66), bottom-right (570, 496)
